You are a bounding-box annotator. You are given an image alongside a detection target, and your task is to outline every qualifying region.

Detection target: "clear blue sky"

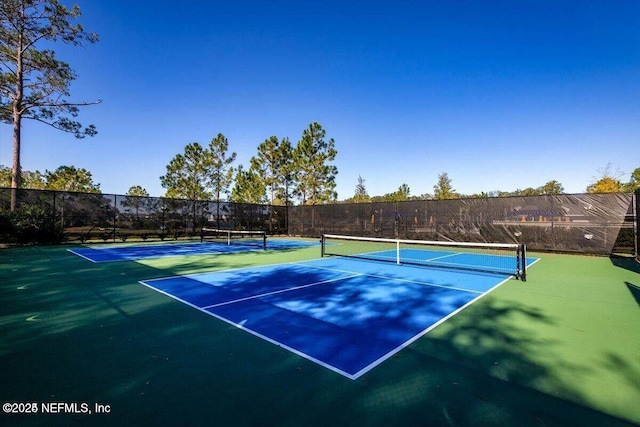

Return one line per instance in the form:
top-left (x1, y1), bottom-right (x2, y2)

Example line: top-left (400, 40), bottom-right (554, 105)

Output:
top-left (1, 0), bottom-right (639, 199)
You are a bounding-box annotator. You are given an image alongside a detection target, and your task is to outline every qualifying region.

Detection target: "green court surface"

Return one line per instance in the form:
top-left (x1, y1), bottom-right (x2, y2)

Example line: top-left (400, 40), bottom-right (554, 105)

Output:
top-left (1, 240), bottom-right (638, 426)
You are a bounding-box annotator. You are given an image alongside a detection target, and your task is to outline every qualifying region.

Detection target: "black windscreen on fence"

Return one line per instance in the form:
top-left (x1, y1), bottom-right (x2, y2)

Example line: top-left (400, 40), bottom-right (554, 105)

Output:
top-left (636, 189), bottom-right (640, 261)
top-left (0, 188), bottom-right (287, 244)
top-left (0, 188), bottom-right (635, 256)
top-left (288, 193), bottom-right (636, 255)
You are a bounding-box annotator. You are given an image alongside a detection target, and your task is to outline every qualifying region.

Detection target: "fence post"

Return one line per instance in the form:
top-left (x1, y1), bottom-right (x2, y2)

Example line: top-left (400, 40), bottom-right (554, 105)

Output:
top-left (113, 194), bottom-right (117, 242)
top-left (285, 203), bottom-right (289, 235)
top-left (52, 191), bottom-right (56, 239)
top-left (635, 189), bottom-right (639, 261)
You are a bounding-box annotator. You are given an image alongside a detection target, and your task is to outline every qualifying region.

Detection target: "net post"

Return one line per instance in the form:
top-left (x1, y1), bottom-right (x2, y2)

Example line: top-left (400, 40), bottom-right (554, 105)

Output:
top-left (321, 234), bottom-right (326, 257)
top-left (226, 230), bottom-right (231, 245)
top-left (518, 243), bottom-right (527, 282)
top-left (396, 240), bottom-right (400, 265)
top-left (262, 233), bottom-right (267, 250)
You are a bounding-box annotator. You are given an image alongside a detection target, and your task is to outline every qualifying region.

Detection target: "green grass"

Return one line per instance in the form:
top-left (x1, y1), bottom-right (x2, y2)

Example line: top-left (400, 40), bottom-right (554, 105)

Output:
top-left (1, 242), bottom-right (638, 426)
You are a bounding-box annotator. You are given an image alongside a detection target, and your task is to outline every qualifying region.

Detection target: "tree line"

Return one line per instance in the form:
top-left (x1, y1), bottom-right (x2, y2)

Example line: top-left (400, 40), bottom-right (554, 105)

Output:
top-left (344, 166), bottom-right (640, 203)
top-left (159, 122), bottom-right (338, 207)
top-left (0, 121), bottom-right (340, 206)
top-left (0, 165), bottom-right (100, 193)
top-left (2, 159), bottom-right (639, 204)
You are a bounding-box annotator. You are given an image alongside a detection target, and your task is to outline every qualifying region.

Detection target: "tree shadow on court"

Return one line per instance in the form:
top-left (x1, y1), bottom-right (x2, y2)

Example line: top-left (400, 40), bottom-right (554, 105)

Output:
top-left (0, 245), bottom-right (263, 425)
top-left (362, 298), bottom-right (624, 426)
top-left (1, 246), bottom-right (638, 426)
top-left (1, 246), bottom-right (349, 426)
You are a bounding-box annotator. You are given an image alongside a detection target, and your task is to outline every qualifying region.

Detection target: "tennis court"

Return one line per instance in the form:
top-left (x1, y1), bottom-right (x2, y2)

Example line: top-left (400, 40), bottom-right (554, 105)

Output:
top-left (1, 238), bottom-right (638, 426)
top-left (67, 237), bottom-right (317, 263)
top-left (140, 255), bottom-right (531, 379)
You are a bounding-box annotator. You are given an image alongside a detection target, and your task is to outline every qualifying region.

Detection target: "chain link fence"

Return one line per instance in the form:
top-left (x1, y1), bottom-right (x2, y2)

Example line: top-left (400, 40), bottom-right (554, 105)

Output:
top-left (1, 188), bottom-right (636, 256)
top-left (0, 188), bottom-right (287, 244)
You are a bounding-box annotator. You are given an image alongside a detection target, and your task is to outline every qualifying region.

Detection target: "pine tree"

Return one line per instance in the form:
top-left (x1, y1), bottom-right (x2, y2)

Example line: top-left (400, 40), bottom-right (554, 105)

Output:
top-left (0, 0), bottom-right (100, 209)
top-left (160, 142), bottom-right (211, 200)
top-left (352, 175), bottom-right (369, 202)
top-left (251, 136), bottom-right (282, 205)
top-left (207, 133), bottom-right (236, 203)
top-left (45, 166), bottom-right (100, 193)
top-left (433, 172), bottom-right (457, 200)
top-left (231, 165), bottom-right (266, 204)
top-left (293, 122), bottom-right (338, 205)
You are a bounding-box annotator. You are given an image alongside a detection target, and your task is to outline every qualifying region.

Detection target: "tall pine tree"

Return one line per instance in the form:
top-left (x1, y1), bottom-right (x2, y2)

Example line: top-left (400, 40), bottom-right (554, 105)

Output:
top-left (352, 175), bottom-right (370, 203)
top-left (293, 122), bottom-right (338, 205)
top-left (160, 142), bottom-right (212, 200)
top-left (251, 136), bottom-right (282, 205)
top-left (231, 165), bottom-right (266, 204)
top-left (0, 0), bottom-right (100, 209)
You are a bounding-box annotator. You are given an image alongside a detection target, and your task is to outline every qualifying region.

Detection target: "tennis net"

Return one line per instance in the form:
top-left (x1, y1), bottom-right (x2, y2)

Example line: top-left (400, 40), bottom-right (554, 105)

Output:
top-left (200, 228), bottom-right (267, 250)
top-left (321, 234), bottom-right (527, 280)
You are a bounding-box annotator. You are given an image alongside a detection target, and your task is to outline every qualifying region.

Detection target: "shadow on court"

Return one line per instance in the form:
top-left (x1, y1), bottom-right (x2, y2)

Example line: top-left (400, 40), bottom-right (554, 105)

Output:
top-left (0, 246), bottom-right (638, 426)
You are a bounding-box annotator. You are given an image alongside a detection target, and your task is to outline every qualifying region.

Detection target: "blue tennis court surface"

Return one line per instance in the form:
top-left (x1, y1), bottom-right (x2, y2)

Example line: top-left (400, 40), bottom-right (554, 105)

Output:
top-left (68, 239), bottom-right (317, 262)
top-left (354, 248), bottom-right (521, 275)
top-left (140, 257), bottom-right (527, 379)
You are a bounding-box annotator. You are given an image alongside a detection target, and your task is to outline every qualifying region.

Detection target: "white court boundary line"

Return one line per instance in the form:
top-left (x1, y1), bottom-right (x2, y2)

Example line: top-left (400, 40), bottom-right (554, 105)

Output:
top-left (66, 248), bottom-right (99, 263)
top-left (294, 261), bottom-right (486, 295)
top-left (66, 241), bottom-right (241, 263)
top-left (139, 258), bottom-right (517, 380)
top-left (350, 276), bottom-right (512, 379)
top-left (140, 276), bottom-right (368, 379)
top-left (201, 273), bottom-right (363, 309)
